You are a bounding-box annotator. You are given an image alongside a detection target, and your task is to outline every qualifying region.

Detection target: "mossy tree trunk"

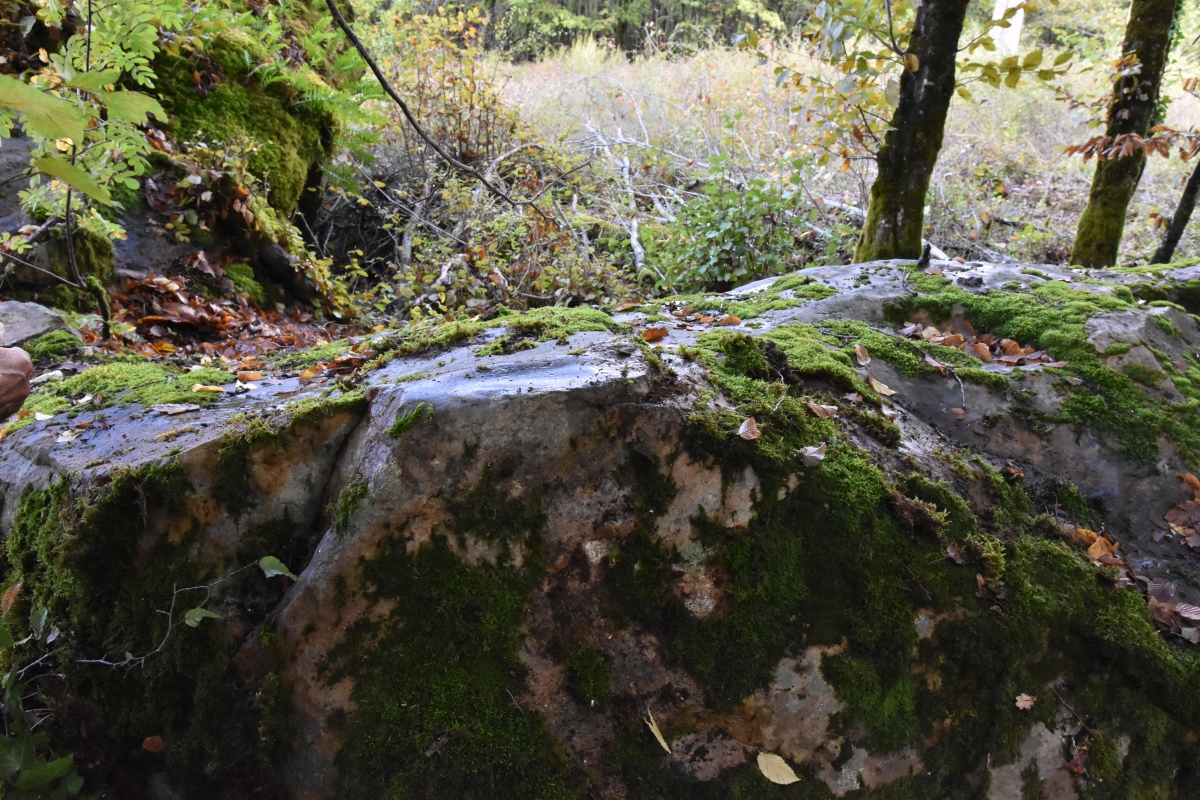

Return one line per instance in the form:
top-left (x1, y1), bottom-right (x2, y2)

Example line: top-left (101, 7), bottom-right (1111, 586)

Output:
top-left (854, 0), bottom-right (973, 262)
top-left (1070, 0), bottom-right (1181, 268)
top-left (1150, 156), bottom-right (1200, 264)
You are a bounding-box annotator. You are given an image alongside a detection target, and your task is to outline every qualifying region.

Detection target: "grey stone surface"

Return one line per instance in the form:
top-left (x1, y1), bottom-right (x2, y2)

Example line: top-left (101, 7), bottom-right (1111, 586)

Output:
top-left (0, 300), bottom-right (67, 347)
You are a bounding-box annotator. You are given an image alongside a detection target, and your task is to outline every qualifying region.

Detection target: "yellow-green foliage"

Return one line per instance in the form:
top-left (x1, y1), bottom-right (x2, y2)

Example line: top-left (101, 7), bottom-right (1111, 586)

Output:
top-left (154, 30), bottom-right (332, 211)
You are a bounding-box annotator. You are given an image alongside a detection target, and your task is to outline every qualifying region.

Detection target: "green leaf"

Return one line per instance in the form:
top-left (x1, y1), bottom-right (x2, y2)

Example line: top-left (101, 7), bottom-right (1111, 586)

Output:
top-left (957, 86), bottom-right (972, 101)
top-left (66, 69), bottom-right (120, 93)
top-left (183, 607), bottom-right (220, 628)
top-left (0, 623), bottom-right (14, 651)
top-left (14, 755), bottom-right (74, 791)
top-left (1022, 49), bottom-right (1043, 69)
top-left (32, 157), bottom-right (114, 206)
top-left (0, 736), bottom-right (26, 780)
top-left (102, 90), bottom-right (165, 125)
top-left (1004, 69), bottom-right (1021, 89)
top-left (0, 74), bottom-right (86, 143)
top-left (1054, 51), bottom-right (1072, 66)
top-left (259, 556), bottom-right (298, 581)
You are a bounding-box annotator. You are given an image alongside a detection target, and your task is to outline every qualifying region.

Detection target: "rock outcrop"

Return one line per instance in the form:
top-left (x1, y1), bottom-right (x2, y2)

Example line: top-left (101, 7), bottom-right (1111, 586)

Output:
top-left (3, 260), bottom-right (1200, 799)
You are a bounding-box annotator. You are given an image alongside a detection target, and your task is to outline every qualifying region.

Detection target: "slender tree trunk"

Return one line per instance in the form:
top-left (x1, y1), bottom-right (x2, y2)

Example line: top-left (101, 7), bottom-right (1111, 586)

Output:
top-left (991, 0), bottom-right (1024, 55)
top-left (854, 0), bottom-right (972, 262)
top-left (1070, 0), bottom-right (1180, 268)
top-left (1151, 158), bottom-right (1200, 264)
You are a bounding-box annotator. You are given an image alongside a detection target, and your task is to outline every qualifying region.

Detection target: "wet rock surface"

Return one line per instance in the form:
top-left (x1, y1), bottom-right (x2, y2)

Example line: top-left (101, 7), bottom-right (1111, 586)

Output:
top-left (3, 261), bottom-right (1200, 798)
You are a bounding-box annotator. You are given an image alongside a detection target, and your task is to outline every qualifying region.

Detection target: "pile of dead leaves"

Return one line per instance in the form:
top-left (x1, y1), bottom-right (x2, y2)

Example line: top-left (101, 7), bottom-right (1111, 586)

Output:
top-left (1059, 519), bottom-right (1200, 643)
top-left (628, 301), bottom-right (743, 342)
top-left (93, 272), bottom-right (367, 359)
top-left (899, 319), bottom-right (1067, 372)
top-left (1165, 473), bottom-right (1200, 552)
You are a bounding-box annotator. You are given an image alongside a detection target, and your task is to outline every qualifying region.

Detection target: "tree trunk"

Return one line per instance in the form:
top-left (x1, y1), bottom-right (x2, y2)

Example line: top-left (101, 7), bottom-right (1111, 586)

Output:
top-left (991, 0), bottom-right (1024, 55)
top-left (1070, 0), bottom-right (1180, 268)
top-left (854, 0), bottom-right (972, 262)
top-left (1151, 158), bottom-right (1200, 264)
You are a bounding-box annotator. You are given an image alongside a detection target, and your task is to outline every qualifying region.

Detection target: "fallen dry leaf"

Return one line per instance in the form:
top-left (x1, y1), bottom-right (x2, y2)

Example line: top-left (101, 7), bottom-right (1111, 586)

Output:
top-left (719, 315), bottom-right (742, 326)
top-left (1, 581), bottom-right (21, 617)
top-left (854, 344), bottom-right (871, 365)
top-left (924, 354), bottom-right (949, 375)
top-left (868, 375), bottom-right (896, 396)
top-left (644, 709), bottom-right (671, 754)
top-left (191, 384), bottom-right (224, 394)
top-left (738, 418), bottom-right (761, 440)
top-left (641, 327), bottom-right (668, 342)
top-left (801, 443), bottom-right (826, 467)
top-left (946, 543), bottom-right (965, 565)
top-left (34, 412), bottom-right (54, 421)
top-left (757, 752), bottom-right (800, 785)
top-left (843, 392), bottom-right (863, 405)
top-left (237, 370), bottom-right (263, 382)
top-left (142, 736), bottom-right (164, 753)
top-left (806, 401), bottom-right (838, 418)
top-left (152, 403), bottom-right (201, 415)
top-left (1015, 694), bottom-right (1036, 711)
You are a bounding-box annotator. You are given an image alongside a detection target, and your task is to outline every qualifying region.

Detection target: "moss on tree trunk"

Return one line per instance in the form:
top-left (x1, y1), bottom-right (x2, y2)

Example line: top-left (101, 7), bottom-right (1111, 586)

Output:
top-left (1071, 0), bottom-right (1181, 268)
top-left (854, 0), bottom-right (972, 262)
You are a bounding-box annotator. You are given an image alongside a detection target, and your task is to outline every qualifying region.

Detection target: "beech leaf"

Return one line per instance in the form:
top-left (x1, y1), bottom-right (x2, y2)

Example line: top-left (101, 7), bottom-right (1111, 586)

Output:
top-left (805, 401), bottom-right (838, 418)
top-left (738, 417), bottom-right (761, 440)
top-left (854, 344), bottom-right (871, 365)
top-left (641, 327), bottom-right (668, 342)
top-left (801, 443), bottom-right (826, 467)
top-left (868, 375), bottom-right (896, 396)
top-left (757, 752), bottom-right (800, 785)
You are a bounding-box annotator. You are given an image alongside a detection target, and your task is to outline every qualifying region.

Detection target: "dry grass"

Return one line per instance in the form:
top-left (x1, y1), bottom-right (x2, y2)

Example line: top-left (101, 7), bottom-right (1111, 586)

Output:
top-left (499, 34), bottom-right (1200, 267)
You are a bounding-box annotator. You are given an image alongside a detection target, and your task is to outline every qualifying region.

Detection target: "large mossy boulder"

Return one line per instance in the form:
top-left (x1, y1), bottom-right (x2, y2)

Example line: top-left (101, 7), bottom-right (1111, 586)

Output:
top-left (2, 261), bottom-right (1200, 798)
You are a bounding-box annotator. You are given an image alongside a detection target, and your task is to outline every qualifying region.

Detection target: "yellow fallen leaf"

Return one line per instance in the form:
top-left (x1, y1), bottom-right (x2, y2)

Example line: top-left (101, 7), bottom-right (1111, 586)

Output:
top-left (757, 752), bottom-right (800, 785)
top-left (868, 375), bottom-right (896, 396)
top-left (191, 384), bottom-right (225, 394)
top-left (644, 709), bottom-right (671, 754)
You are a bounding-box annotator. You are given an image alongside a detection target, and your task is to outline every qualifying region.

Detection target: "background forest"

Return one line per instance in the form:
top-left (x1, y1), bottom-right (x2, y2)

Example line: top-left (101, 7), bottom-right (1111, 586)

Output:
top-left (0, 0), bottom-right (1197, 353)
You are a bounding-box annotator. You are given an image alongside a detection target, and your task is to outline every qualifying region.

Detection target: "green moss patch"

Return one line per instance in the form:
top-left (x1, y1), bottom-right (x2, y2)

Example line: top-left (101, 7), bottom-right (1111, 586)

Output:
top-left (22, 330), bottom-right (81, 362)
top-left (320, 474), bottom-right (584, 799)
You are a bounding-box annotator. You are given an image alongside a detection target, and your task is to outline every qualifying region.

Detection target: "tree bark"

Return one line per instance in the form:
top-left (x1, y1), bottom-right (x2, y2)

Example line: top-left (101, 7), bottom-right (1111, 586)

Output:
top-left (991, 0), bottom-right (1024, 55)
top-left (1151, 157), bottom-right (1200, 264)
top-left (1070, 0), bottom-right (1180, 268)
top-left (854, 0), bottom-right (972, 262)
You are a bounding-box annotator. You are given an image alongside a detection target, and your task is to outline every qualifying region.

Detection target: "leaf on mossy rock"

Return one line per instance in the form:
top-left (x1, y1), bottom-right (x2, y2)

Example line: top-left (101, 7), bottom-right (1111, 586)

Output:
top-left (1, 582), bottom-right (20, 617)
top-left (1015, 693), bottom-right (1036, 711)
top-left (641, 327), bottom-right (668, 342)
top-left (868, 375), bottom-right (896, 396)
top-left (737, 418), bottom-right (761, 440)
top-left (644, 709), bottom-right (670, 754)
top-left (757, 752), bottom-right (800, 784)
top-left (806, 402), bottom-right (837, 418)
top-left (801, 443), bottom-right (826, 467)
top-left (854, 344), bottom-right (871, 365)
